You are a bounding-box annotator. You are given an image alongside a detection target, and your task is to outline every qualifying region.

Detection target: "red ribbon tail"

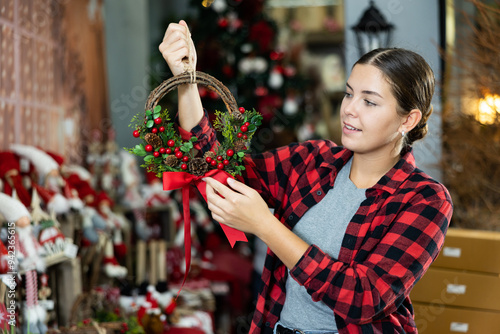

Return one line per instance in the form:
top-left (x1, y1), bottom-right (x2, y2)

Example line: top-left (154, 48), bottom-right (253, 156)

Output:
top-left (176, 186), bottom-right (192, 299)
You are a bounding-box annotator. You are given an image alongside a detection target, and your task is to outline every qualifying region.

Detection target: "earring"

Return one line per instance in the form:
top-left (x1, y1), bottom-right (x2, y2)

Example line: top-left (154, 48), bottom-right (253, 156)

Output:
top-left (401, 131), bottom-right (405, 137)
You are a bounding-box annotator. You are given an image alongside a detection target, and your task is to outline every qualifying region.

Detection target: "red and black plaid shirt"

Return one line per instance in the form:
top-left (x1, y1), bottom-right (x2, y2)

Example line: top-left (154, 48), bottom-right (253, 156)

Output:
top-left (184, 113), bottom-right (453, 334)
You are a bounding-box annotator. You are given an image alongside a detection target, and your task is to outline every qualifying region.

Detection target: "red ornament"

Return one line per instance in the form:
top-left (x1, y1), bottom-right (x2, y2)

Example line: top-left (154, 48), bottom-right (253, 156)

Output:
top-left (153, 151), bottom-right (160, 158)
top-left (226, 149), bottom-right (234, 157)
top-left (244, 122), bottom-right (250, 127)
top-left (217, 155), bottom-right (223, 161)
top-left (217, 163), bottom-right (224, 170)
top-left (152, 128), bottom-right (158, 134)
top-left (167, 140), bottom-right (175, 147)
top-left (223, 159), bottom-right (229, 165)
top-left (210, 160), bottom-right (217, 167)
top-left (145, 145), bottom-right (153, 152)
top-left (240, 125), bottom-right (248, 132)
top-left (181, 164), bottom-right (188, 170)
top-left (206, 157), bottom-right (212, 163)
top-left (182, 156), bottom-right (189, 162)
top-left (133, 130), bottom-right (140, 137)
top-left (159, 126), bottom-right (165, 132)
top-left (239, 107), bottom-right (245, 113)
top-left (166, 148), bottom-right (172, 154)
top-left (218, 17), bottom-right (229, 28)
top-left (159, 147), bottom-right (166, 154)
top-left (175, 151), bottom-right (183, 159)
top-left (154, 117), bottom-right (162, 124)
top-left (174, 147), bottom-right (180, 153)
top-left (237, 133), bottom-right (243, 138)
top-left (243, 134), bottom-right (248, 140)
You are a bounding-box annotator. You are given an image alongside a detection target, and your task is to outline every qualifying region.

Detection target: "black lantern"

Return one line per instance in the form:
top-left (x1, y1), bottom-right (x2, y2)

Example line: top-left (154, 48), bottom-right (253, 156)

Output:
top-left (352, 1), bottom-right (395, 57)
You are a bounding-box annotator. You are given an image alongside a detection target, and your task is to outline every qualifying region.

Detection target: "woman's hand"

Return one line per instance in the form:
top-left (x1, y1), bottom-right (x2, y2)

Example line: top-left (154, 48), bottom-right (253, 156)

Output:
top-left (204, 177), bottom-right (274, 237)
top-left (159, 20), bottom-right (197, 76)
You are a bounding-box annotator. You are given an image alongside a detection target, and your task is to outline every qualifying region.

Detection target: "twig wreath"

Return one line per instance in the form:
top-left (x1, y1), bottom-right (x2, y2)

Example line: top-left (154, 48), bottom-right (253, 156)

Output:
top-left (126, 70), bottom-right (262, 295)
top-left (126, 71), bottom-right (262, 178)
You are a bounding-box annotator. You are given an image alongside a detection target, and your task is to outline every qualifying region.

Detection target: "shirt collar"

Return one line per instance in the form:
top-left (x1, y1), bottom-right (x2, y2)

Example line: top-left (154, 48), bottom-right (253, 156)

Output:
top-left (320, 146), bottom-right (417, 195)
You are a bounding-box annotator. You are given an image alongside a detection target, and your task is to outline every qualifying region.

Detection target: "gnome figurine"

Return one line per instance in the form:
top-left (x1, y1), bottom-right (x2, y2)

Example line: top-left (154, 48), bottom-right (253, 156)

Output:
top-left (0, 193), bottom-right (48, 334)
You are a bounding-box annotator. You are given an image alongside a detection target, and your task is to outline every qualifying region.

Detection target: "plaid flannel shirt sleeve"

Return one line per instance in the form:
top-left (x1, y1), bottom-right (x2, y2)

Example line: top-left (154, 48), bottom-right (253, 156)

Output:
top-left (289, 183), bottom-right (453, 325)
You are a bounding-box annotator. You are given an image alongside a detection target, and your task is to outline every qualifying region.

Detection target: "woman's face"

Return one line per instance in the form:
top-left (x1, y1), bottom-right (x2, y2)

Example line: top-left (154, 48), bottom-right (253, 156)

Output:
top-left (340, 64), bottom-right (403, 157)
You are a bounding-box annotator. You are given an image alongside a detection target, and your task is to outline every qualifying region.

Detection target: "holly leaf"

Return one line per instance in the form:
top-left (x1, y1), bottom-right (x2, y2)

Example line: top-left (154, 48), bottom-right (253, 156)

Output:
top-left (146, 120), bottom-right (154, 128)
top-left (154, 105), bottom-right (161, 113)
top-left (180, 141), bottom-right (193, 152)
top-left (146, 110), bottom-right (152, 116)
top-left (144, 155), bottom-right (154, 162)
top-left (190, 136), bottom-right (198, 142)
top-left (133, 144), bottom-right (147, 156)
top-left (248, 124), bottom-right (256, 132)
top-left (237, 152), bottom-right (245, 158)
top-left (153, 112), bottom-right (161, 119)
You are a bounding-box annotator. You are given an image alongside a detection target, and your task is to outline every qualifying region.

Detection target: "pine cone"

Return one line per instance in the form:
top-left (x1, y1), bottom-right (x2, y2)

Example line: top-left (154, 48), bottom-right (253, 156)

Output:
top-left (145, 133), bottom-right (162, 149)
top-left (233, 112), bottom-right (245, 122)
top-left (189, 158), bottom-right (208, 176)
top-left (203, 151), bottom-right (216, 160)
top-left (164, 155), bottom-right (178, 168)
top-left (234, 140), bottom-right (247, 152)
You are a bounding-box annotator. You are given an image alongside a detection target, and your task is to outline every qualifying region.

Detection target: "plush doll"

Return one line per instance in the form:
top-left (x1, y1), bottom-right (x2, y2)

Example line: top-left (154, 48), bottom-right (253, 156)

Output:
top-left (9, 145), bottom-right (70, 215)
top-left (0, 193), bottom-right (47, 334)
top-left (0, 151), bottom-right (32, 207)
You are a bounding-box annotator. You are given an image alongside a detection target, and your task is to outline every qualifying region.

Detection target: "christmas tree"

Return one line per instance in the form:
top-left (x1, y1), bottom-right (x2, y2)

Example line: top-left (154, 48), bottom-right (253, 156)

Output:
top-left (187, 0), bottom-right (310, 151)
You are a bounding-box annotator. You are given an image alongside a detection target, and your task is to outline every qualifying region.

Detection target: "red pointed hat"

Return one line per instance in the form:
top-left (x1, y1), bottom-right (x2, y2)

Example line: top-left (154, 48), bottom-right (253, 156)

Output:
top-left (0, 151), bottom-right (32, 207)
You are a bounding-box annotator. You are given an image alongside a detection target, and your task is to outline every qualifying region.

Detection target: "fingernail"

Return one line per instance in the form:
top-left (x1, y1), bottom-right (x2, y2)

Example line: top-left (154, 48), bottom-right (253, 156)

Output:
top-left (227, 178), bottom-right (235, 184)
top-left (202, 178), bottom-right (207, 182)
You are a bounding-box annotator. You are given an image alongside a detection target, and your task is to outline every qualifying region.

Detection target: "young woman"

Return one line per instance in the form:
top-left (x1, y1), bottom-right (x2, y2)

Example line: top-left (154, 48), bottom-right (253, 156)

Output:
top-left (160, 21), bottom-right (453, 334)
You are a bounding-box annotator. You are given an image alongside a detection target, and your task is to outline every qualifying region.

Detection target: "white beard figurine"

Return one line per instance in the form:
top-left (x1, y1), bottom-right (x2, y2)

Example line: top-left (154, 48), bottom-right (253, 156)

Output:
top-left (0, 193), bottom-right (48, 334)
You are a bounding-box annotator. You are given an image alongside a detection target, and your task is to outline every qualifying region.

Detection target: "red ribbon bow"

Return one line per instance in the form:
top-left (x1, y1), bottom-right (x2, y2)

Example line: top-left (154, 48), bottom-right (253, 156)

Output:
top-left (163, 170), bottom-right (248, 295)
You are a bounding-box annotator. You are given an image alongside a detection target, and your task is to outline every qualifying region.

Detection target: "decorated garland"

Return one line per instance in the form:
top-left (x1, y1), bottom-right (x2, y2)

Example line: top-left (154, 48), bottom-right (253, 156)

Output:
top-left (126, 71), bottom-right (263, 178)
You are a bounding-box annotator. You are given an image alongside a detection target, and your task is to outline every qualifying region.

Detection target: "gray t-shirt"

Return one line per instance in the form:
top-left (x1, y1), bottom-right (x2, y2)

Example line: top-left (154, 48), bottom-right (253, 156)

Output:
top-left (280, 158), bottom-right (366, 331)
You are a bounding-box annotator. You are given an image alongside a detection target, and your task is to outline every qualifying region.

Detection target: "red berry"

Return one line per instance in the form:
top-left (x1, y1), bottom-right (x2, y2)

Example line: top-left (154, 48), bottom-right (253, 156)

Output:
top-left (244, 122), bottom-right (250, 127)
top-left (154, 117), bottom-right (162, 124)
top-left (167, 140), bottom-right (175, 147)
top-left (159, 126), bottom-right (165, 132)
top-left (238, 107), bottom-right (245, 113)
top-left (217, 155), bottom-right (223, 161)
top-left (152, 128), bottom-right (158, 133)
top-left (206, 157), bottom-right (212, 163)
top-left (223, 159), bottom-right (229, 165)
top-left (174, 147), bottom-right (180, 153)
top-left (237, 133), bottom-right (243, 138)
top-left (210, 160), bottom-right (217, 166)
top-left (175, 151), bottom-right (183, 159)
top-left (181, 164), bottom-right (188, 170)
top-left (144, 120), bottom-right (147, 124)
top-left (145, 145), bottom-right (153, 152)
top-left (153, 151), bottom-right (160, 158)
top-left (166, 148), bottom-right (172, 154)
top-left (159, 147), bottom-right (166, 154)
top-left (217, 163), bottom-right (224, 170)
top-left (182, 156), bottom-right (189, 162)
top-left (133, 130), bottom-right (140, 137)
top-left (240, 125), bottom-right (248, 132)
top-left (243, 134), bottom-right (248, 140)
top-left (226, 149), bottom-right (234, 157)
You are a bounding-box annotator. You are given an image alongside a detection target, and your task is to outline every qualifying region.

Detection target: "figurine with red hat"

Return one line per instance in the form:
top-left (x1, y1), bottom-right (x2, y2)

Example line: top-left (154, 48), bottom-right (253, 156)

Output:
top-left (8, 145), bottom-right (70, 215)
top-left (0, 193), bottom-right (48, 334)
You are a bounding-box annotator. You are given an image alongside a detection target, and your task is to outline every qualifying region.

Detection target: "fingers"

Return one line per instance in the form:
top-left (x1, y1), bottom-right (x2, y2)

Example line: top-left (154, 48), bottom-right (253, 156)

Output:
top-left (226, 178), bottom-right (254, 196)
top-left (204, 177), bottom-right (236, 199)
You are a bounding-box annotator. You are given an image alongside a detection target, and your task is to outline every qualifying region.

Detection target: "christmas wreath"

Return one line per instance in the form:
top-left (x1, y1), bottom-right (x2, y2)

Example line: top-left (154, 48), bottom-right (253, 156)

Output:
top-left (126, 71), bottom-right (262, 294)
top-left (126, 71), bottom-right (263, 178)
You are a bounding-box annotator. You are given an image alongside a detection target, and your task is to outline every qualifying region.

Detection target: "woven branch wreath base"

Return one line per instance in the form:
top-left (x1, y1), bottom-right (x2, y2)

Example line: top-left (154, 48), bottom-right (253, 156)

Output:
top-left (146, 71), bottom-right (238, 116)
top-left (126, 71), bottom-right (263, 177)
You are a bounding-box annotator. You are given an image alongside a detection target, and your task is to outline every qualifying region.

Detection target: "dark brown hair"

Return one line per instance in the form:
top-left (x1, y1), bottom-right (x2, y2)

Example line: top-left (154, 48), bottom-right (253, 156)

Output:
top-left (354, 48), bottom-right (435, 150)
